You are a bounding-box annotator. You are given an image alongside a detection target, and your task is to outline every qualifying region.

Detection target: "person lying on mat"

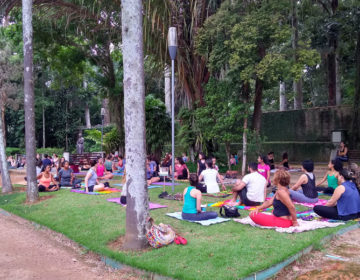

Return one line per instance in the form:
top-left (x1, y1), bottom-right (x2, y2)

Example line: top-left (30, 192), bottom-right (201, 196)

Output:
top-left (290, 160), bottom-right (318, 203)
top-left (146, 158), bottom-right (161, 186)
top-left (58, 161), bottom-right (82, 188)
top-left (228, 162), bottom-right (267, 206)
top-left (37, 165), bottom-right (59, 192)
top-left (250, 170), bottom-right (299, 228)
top-left (84, 160), bottom-right (106, 193)
top-left (315, 159), bottom-right (342, 195)
top-left (182, 174), bottom-right (218, 221)
top-left (170, 157), bottom-right (190, 180)
top-left (313, 169), bottom-right (360, 221)
top-left (96, 157), bottom-right (114, 180)
top-left (198, 159), bottom-right (225, 193)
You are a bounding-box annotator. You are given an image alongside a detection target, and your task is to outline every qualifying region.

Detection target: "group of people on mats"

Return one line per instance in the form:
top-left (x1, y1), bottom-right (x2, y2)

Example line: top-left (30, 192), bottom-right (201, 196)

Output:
top-left (182, 156), bottom-right (360, 227)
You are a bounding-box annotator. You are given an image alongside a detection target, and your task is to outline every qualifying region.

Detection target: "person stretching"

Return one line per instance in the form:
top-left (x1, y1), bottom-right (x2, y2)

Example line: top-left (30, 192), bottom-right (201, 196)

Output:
top-left (250, 170), bottom-right (299, 228)
top-left (84, 160), bottom-right (106, 192)
top-left (182, 174), bottom-right (218, 221)
top-left (228, 162), bottom-right (267, 206)
top-left (37, 165), bottom-right (59, 192)
top-left (314, 169), bottom-right (360, 221)
top-left (290, 160), bottom-right (318, 203)
top-left (316, 159), bottom-right (342, 195)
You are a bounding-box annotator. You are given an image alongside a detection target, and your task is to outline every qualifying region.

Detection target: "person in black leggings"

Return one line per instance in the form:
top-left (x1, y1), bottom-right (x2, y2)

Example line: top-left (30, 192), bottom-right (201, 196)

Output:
top-left (314, 169), bottom-right (360, 221)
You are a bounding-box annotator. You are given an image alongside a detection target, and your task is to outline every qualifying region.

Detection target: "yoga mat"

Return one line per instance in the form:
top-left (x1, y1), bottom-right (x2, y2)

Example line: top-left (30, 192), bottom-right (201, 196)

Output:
top-left (233, 215), bottom-right (344, 233)
top-left (152, 182), bottom-right (181, 186)
top-left (107, 198), bottom-right (167, 209)
top-left (113, 172), bottom-right (124, 176)
top-left (293, 198), bottom-right (328, 208)
top-left (166, 212), bottom-right (230, 226)
top-left (70, 188), bottom-right (121, 195)
top-left (208, 199), bottom-right (272, 211)
top-left (148, 185), bottom-right (163, 189)
top-left (113, 183), bottom-right (123, 187)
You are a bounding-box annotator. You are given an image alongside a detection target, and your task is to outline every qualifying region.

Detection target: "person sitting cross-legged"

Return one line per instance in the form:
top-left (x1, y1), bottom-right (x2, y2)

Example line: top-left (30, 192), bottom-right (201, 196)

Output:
top-left (182, 174), bottom-right (218, 221)
top-left (37, 165), bottom-right (59, 192)
top-left (250, 169), bottom-right (299, 228)
top-left (228, 162), bottom-right (267, 206)
top-left (58, 161), bottom-right (82, 188)
top-left (289, 160), bottom-right (318, 203)
top-left (314, 169), bottom-right (360, 221)
top-left (198, 159), bottom-right (225, 193)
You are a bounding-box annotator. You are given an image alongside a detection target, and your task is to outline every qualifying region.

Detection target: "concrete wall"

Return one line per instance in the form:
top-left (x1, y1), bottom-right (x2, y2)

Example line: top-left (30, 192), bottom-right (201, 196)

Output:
top-left (259, 105), bottom-right (353, 162)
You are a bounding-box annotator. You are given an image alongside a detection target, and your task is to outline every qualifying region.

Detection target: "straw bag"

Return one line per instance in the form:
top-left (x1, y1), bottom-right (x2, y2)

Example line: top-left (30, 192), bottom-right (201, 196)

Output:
top-left (146, 218), bottom-right (175, 248)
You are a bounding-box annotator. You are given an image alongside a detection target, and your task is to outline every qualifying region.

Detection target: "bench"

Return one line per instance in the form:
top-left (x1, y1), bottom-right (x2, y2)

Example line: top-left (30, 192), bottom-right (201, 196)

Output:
top-left (70, 152), bottom-right (104, 165)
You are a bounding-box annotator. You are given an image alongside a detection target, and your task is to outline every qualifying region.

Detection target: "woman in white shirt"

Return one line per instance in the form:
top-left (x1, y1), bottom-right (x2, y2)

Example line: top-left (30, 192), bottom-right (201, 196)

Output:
top-left (199, 159), bottom-right (226, 193)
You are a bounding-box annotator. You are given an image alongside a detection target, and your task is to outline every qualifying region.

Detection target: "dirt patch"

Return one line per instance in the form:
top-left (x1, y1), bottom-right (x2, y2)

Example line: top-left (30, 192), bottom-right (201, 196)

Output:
top-left (0, 210), bottom-right (141, 280)
top-left (273, 228), bottom-right (360, 280)
top-left (24, 195), bottom-right (54, 205)
top-left (108, 235), bottom-right (152, 253)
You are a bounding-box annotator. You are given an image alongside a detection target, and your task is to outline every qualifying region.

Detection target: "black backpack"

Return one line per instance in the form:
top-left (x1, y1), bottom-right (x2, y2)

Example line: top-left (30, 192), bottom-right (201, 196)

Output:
top-left (219, 205), bottom-right (240, 218)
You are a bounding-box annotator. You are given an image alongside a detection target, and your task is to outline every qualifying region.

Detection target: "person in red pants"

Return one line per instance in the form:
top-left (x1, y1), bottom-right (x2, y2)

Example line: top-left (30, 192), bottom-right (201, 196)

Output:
top-left (249, 169), bottom-right (299, 228)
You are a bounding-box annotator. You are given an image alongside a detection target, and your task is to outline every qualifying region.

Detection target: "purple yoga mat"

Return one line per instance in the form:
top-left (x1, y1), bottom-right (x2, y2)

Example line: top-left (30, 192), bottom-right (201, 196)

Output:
top-left (106, 198), bottom-right (167, 209)
top-left (70, 189), bottom-right (100, 195)
top-left (152, 182), bottom-right (181, 186)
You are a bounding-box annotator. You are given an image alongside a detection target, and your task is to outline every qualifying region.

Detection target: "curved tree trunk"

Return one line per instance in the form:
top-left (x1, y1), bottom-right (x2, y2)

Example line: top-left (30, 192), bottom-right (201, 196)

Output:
top-left (279, 81), bottom-right (287, 111)
top-left (85, 103), bottom-right (91, 128)
top-left (23, 0), bottom-right (38, 203)
top-left (252, 77), bottom-right (263, 133)
top-left (0, 107), bottom-right (13, 193)
top-left (122, 0), bottom-right (149, 250)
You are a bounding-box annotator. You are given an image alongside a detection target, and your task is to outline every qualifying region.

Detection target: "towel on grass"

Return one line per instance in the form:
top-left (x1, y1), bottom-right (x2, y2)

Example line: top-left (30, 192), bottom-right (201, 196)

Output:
top-left (148, 185), bottom-right (163, 189)
top-left (70, 188), bottom-right (121, 195)
top-left (233, 215), bottom-right (344, 233)
top-left (107, 198), bottom-right (167, 209)
top-left (166, 212), bottom-right (230, 226)
top-left (113, 172), bottom-right (124, 176)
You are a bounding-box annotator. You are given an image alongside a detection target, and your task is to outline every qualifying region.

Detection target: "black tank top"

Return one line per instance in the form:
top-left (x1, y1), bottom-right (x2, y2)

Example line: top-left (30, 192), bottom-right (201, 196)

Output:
top-left (301, 174), bottom-right (318, 198)
top-left (273, 196), bottom-right (290, 217)
top-left (198, 160), bottom-right (206, 175)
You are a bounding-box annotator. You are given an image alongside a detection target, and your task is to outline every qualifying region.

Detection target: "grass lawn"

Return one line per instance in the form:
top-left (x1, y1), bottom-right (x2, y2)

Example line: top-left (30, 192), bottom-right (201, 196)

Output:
top-left (0, 178), bottom-right (353, 280)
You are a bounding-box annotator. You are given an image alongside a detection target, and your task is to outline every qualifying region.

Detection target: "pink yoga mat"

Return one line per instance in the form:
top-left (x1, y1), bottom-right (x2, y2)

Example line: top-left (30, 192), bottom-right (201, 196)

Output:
top-left (152, 182), bottom-right (181, 186)
top-left (106, 198), bottom-right (167, 209)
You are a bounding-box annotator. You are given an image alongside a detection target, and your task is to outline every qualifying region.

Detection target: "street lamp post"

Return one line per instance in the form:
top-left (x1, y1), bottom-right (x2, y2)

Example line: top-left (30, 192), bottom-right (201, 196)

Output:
top-left (168, 27), bottom-right (177, 193)
top-left (101, 107), bottom-right (105, 157)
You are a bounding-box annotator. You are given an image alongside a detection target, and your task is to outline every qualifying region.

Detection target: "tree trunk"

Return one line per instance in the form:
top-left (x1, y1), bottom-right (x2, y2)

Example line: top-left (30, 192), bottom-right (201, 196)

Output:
top-left (292, 0), bottom-right (303, 110)
top-left (335, 51), bottom-right (341, 105)
top-left (42, 91), bottom-right (45, 148)
top-left (102, 98), bottom-right (111, 125)
top-left (327, 51), bottom-right (336, 106)
top-left (225, 141), bottom-right (231, 170)
top-left (122, 0), bottom-right (149, 250)
top-left (65, 101), bottom-right (68, 151)
top-left (241, 117), bottom-right (248, 176)
top-left (164, 65), bottom-right (171, 115)
top-left (279, 81), bottom-right (287, 111)
top-left (0, 107), bottom-right (13, 193)
top-left (351, 31), bottom-right (360, 148)
top-left (252, 77), bottom-right (263, 133)
top-left (85, 103), bottom-right (91, 128)
top-left (22, 0), bottom-right (38, 203)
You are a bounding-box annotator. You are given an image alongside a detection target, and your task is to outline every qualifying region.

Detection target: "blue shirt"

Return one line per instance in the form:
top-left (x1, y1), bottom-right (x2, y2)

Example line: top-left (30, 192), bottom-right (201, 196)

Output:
top-left (337, 181), bottom-right (360, 216)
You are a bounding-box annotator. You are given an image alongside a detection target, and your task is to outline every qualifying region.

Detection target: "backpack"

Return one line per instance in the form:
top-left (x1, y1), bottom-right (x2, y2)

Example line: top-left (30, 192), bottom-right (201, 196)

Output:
top-left (219, 205), bottom-right (240, 218)
top-left (145, 218), bottom-right (176, 248)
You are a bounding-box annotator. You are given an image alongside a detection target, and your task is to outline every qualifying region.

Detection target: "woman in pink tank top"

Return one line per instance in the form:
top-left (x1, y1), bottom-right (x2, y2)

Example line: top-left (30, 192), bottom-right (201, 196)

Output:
top-left (37, 165), bottom-right (59, 192)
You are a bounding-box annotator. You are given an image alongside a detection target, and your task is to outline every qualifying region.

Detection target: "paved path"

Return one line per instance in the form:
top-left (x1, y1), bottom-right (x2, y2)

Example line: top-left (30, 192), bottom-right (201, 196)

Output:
top-left (0, 211), bottom-right (135, 280)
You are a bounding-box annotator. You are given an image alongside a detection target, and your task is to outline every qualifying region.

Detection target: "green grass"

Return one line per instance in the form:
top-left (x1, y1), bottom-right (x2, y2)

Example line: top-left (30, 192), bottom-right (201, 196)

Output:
top-left (0, 178), bottom-right (353, 280)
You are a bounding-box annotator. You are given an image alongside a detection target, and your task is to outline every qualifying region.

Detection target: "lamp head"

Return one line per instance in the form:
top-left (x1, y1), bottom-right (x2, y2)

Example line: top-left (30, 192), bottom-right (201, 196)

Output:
top-left (167, 27), bottom-right (177, 60)
top-left (101, 107), bottom-right (105, 116)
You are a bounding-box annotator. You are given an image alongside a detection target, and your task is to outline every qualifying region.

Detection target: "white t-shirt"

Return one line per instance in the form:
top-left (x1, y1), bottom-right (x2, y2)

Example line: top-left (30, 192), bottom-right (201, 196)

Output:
top-left (242, 172), bottom-right (267, 202)
top-left (201, 169), bottom-right (219, 193)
